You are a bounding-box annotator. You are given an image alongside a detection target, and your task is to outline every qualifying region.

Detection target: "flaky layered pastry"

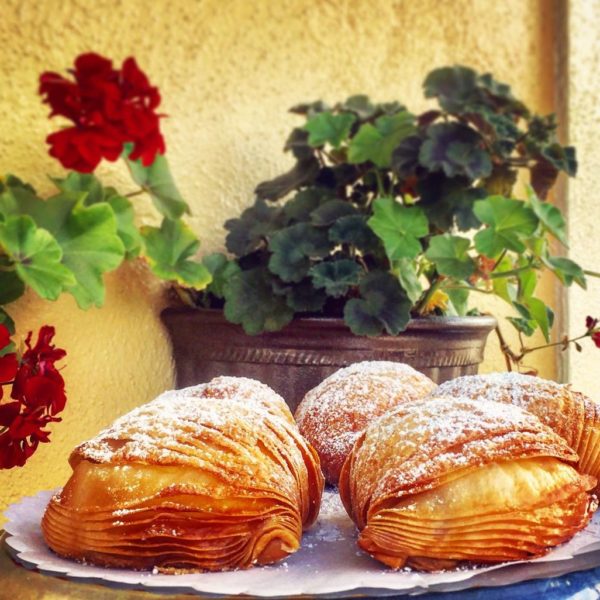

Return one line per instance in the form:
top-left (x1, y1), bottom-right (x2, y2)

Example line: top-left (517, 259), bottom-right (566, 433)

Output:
top-left (42, 377), bottom-right (324, 572)
top-left (294, 361), bottom-right (435, 485)
top-left (339, 397), bottom-right (596, 571)
top-left (435, 372), bottom-right (600, 493)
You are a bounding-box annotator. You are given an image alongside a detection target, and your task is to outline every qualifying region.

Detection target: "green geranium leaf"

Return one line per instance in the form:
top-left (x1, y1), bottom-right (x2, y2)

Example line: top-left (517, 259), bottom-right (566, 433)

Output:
top-left (0, 215), bottom-right (75, 300)
top-left (283, 188), bottom-right (332, 223)
top-left (0, 184), bottom-right (53, 228)
top-left (254, 157), bottom-right (321, 201)
top-left (0, 270), bottom-right (25, 304)
top-left (507, 316), bottom-right (536, 337)
top-left (309, 259), bottom-right (362, 297)
top-left (142, 218), bottom-right (211, 289)
top-left (526, 187), bottom-right (567, 246)
top-left (481, 164), bottom-right (518, 197)
top-left (423, 66), bottom-right (478, 113)
top-left (284, 128), bottom-right (314, 160)
top-left (419, 122), bottom-right (492, 180)
top-left (0, 307), bottom-right (15, 335)
top-left (344, 270), bottom-right (411, 336)
top-left (329, 215), bottom-right (381, 253)
top-left (268, 223), bottom-right (332, 283)
top-left (48, 198), bottom-right (126, 309)
top-left (446, 287), bottom-right (469, 316)
top-left (425, 234), bottom-right (475, 279)
top-left (273, 278), bottom-right (327, 313)
top-left (52, 172), bottom-right (105, 205)
top-left (473, 196), bottom-right (538, 256)
top-left (348, 111), bottom-right (415, 167)
top-left (310, 200), bottom-right (358, 226)
top-left (527, 296), bottom-right (554, 343)
top-left (104, 194), bottom-right (142, 259)
top-left (541, 143), bottom-right (577, 177)
top-left (337, 95), bottom-right (377, 119)
top-left (368, 197), bottom-right (428, 260)
top-left (225, 198), bottom-right (284, 257)
top-left (491, 254), bottom-right (517, 304)
top-left (517, 264), bottom-right (538, 301)
top-left (202, 253), bottom-right (241, 299)
top-left (223, 268), bottom-right (294, 335)
top-left (543, 255), bottom-right (587, 288)
top-left (304, 111), bottom-right (356, 148)
top-left (125, 146), bottom-right (190, 220)
top-left (392, 258), bottom-right (423, 304)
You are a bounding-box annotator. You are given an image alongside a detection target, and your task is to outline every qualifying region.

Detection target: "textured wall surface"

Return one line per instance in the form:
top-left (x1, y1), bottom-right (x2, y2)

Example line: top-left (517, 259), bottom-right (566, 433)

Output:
top-left (0, 0), bottom-right (569, 521)
top-left (568, 0), bottom-right (600, 397)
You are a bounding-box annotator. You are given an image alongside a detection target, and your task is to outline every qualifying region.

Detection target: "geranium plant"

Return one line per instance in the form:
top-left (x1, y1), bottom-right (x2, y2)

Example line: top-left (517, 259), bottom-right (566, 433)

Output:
top-left (0, 53), bottom-right (210, 467)
top-left (194, 66), bottom-right (598, 368)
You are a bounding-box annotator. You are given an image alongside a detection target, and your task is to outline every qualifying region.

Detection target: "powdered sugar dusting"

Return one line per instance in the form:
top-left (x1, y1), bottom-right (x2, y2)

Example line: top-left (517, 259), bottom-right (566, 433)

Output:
top-left (294, 362), bottom-right (435, 484)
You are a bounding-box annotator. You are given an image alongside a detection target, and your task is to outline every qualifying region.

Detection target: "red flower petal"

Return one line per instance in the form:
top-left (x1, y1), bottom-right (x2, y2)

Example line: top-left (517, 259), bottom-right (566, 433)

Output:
top-left (592, 332), bottom-right (600, 349)
top-left (0, 353), bottom-right (18, 384)
top-left (0, 402), bottom-right (21, 427)
top-left (23, 375), bottom-right (66, 415)
top-left (0, 324), bottom-right (11, 351)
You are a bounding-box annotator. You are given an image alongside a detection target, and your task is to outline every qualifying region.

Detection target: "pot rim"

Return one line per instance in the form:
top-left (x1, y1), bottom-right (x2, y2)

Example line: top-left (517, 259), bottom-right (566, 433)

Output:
top-left (161, 306), bottom-right (498, 333)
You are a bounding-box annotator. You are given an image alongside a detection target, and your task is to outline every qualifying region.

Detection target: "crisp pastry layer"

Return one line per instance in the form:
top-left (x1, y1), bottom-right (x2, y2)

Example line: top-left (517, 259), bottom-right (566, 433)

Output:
top-left (435, 372), bottom-right (600, 493)
top-left (339, 397), bottom-right (596, 571)
top-left (42, 377), bottom-right (324, 572)
top-left (294, 361), bottom-right (435, 485)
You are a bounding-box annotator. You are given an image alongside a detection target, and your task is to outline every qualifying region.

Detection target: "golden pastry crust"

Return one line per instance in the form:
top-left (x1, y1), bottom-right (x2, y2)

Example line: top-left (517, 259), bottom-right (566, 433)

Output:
top-left (339, 397), bottom-right (596, 571)
top-left (42, 377), bottom-right (324, 572)
top-left (294, 361), bottom-right (435, 485)
top-left (435, 372), bottom-right (600, 492)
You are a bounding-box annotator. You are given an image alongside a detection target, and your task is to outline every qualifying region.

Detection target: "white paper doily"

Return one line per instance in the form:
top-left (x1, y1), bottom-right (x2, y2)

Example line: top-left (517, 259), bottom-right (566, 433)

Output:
top-left (5, 489), bottom-right (600, 598)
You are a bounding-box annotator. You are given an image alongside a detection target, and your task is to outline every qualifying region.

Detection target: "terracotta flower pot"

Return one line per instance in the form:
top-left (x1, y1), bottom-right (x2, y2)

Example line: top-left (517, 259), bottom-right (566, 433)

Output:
top-left (160, 308), bottom-right (497, 412)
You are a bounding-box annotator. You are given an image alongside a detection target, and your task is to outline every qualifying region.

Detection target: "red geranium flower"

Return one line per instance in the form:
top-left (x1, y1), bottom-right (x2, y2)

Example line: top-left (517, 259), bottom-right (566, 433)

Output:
top-left (0, 325), bottom-right (67, 469)
top-left (39, 52), bottom-right (165, 172)
top-left (586, 316), bottom-right (600, 348)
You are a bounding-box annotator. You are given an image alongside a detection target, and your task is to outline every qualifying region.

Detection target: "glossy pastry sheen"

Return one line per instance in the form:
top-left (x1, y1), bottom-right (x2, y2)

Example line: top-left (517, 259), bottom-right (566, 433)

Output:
top-left (339, 397), bottom-right (596, 571)
top-left (435, 372), bottom-right (600, 493)
top-left (295, 361), bottom-right (435, 485)
top-left (42, 377), bottom-right (324, 572)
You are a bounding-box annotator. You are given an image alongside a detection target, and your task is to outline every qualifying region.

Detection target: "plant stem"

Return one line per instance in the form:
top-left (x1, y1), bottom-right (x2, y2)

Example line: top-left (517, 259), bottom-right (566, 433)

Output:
top-left (489, 261), bottom-right (535, 279)
top-left (416, 277), bottom-right (442, 314)
top-left (374, 170), bottom-right (385, 197)
top-left (584, 269), bottom-right (600, 278)
top-left (444, 285), bottom-right (493, 295)
top-left (125, 188), bottom-right (145, 198)
top-left (519, 332), bottom-right (590, 356)
top-left (492, 249), bottom-right (508, 271)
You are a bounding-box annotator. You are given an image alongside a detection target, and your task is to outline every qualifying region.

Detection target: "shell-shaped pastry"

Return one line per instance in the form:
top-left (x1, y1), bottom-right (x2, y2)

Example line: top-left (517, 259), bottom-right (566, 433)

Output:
top-left (339, 397), bottom-right (596, 571)
top-left (42, 377), bottom-right (324, 572)
top-left (294, 361), bottom-right (435, 485)
top-left (435, 372), bottom-right (600, 492)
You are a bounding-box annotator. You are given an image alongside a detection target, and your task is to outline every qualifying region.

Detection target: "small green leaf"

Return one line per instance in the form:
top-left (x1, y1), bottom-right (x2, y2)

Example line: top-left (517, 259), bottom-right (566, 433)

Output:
top-left (104, 194), bottom-right (142, 259)
top-left (425, 234), bottom-right (475, 279)
top-left (527, 296), bottom-right (554, 342)
top-left (473, 196), bottom-right (538, 256)
top-left (0, 215), bottom-right (75, 300)
top-left (446, 287), bottom-right (469, 316)
top-left (348, 111), bottom-right (415, 167)
top-left (223, 268), bottom-right (294, 335)
top-left (202, 253), bottom-right (241, 298)
top-left (423, 66), bottom-right (478, 113)
top-left (52, 172), bottom-right (105, 205)
top-left (0, 307), bottom-right (15, 335)
top-left (304, 111), bottom-right (356, 148)
top-left (142, 218), bottom-right (211, 289)
top-left (268, 223), bottom-right (332, 283)
top-left (309, 259), bottom-right (362, 297)
top-left (343, 270), bottom-right (411, 336)
top-left (491, 255), bottom-right (517, 303)
top-left (125, 146), bottom-right (190, 220)
top-left (508, 316), bottom-right (536, 337)
top-left (543, 255), bottom-right (587, 288)
top-left (0, 270), bottom-right (25, 304)
top-left (368, 197), bottom-right (428, 260)
top-left (392, 258), bottom-right (423, 304)
top-left (526, 187), bottom-right (568, 246)
top-left (283, 188), bottom-right (331, 222)
top-left (310, 200), bottom-right (358, 226)
top-left (329, 215), bottom-right (381, 253)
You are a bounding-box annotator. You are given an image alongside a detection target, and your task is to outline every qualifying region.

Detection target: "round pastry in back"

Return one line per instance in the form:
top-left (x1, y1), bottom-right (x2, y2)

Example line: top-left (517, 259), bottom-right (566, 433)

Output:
top-left (294, 361), bottom-right (435, 485)
top-left (434, 372), bottom-right (600, 493)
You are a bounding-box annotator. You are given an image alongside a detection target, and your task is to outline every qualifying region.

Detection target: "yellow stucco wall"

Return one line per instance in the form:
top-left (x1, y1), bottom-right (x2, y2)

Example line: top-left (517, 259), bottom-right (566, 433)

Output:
top-left (0, 0), bottom-right (577, 522)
